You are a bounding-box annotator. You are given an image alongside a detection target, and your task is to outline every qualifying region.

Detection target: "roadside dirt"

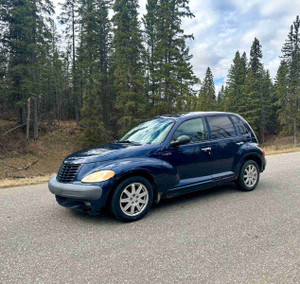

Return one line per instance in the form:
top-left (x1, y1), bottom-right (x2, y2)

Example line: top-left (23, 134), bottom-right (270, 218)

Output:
top-left (0, 120), bottom-right (82, 184)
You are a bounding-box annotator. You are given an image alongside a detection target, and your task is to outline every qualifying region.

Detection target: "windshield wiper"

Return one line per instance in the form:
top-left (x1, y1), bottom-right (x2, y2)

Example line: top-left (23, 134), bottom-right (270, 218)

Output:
top-left (117, 140), bottom-right (136, 144)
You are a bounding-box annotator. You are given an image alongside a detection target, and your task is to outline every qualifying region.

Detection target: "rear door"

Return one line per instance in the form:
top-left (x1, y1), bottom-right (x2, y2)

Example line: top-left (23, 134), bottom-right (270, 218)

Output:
top-left (206, 115), bottom-right (240, 180)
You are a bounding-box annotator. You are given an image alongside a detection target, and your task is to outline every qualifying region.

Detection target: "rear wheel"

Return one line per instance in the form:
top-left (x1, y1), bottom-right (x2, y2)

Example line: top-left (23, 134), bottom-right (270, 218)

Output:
top-left (110, 176), bottom-right (153, 222)
top-left (236, 160), bottom-right (260, 191)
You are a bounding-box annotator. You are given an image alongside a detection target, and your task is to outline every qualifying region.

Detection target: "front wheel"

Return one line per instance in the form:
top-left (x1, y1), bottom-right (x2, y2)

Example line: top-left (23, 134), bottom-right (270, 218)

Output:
top-left (235, 160), bottom-right (260, 191)
top-left (110, 176), bottom-right (153, 222)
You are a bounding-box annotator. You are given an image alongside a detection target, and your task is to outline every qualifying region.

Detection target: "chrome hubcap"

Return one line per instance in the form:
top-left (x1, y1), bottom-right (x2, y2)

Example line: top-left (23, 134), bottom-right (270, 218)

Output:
top-left (119, 183), bottom-right (149, 217)
top-left (243, 164), bottom-right (258, 187)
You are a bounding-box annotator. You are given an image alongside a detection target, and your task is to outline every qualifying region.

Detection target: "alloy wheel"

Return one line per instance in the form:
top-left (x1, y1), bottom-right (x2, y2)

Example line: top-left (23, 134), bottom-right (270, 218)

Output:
top-left (119, 182), bottom-right (149, 217)
top-left (243, 164), bottom-right (258, 187)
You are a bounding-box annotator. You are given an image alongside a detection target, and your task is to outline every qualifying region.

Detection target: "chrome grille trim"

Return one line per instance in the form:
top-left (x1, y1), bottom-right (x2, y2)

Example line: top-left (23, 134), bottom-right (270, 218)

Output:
top-left (57, 163), bottom-right (81, 183)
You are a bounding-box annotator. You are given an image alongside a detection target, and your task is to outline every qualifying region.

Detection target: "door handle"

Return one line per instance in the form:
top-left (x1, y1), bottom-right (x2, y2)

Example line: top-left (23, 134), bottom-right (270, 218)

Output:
top-left (202, 147), bottom-right (211, 152)
top-left (236, 142), bottom-right (244, 146)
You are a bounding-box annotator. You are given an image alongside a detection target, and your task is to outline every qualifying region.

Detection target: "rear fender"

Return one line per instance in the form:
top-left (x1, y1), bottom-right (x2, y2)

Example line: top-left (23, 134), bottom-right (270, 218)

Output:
top-left (233, 143), bottom-right (264, 177)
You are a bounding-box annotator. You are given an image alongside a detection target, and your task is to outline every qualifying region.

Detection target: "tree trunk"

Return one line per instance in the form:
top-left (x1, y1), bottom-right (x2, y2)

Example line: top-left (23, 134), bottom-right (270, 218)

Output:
top-left (18, 107), bottom-right (23, 125)
top-left (26, 98), bottom-right (31, 140)
top-left (75, 105), bottom-right (80, 124)
top-left (72, 6), bottom-right (76, 71)
top-left (72, 5), bottom-right (78, 124)
top-left (31, 1), bottom-right (38, 140)
top-left (33, 97), bottom-right (38, 140)
top-left (293, 117), bottom-right (297, 146)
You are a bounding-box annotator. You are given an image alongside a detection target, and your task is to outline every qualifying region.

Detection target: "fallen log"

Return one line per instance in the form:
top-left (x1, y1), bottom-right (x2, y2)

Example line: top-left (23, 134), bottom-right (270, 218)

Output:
top-left (24, 159), bottom-right (39, 171)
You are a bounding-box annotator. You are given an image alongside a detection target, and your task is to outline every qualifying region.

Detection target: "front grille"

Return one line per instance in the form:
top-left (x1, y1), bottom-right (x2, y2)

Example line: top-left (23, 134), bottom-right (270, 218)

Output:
top-left (57, 163), bottom-right (81, 183)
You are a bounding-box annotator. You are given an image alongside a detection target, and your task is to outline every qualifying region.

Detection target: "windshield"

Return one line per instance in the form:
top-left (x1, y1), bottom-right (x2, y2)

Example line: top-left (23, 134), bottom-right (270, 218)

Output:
top-left (119, 118), bottom-right (174, 145)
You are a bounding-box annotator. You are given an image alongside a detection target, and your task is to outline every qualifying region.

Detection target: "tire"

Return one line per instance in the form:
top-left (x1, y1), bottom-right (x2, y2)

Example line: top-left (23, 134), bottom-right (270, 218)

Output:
top-left (110, 176), bottom-right (153, 222)
top-left (235, 160), bottom-right (260, 191)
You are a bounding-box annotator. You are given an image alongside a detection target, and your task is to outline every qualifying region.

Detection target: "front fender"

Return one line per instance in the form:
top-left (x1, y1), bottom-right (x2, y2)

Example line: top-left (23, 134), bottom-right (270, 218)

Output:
top-left (77, 157), bottom-right (178, 194)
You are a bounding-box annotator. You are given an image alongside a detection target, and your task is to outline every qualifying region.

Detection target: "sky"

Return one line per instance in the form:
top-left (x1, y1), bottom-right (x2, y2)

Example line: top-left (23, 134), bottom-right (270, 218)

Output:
top-left (53, 0), bottom-right (300, 93)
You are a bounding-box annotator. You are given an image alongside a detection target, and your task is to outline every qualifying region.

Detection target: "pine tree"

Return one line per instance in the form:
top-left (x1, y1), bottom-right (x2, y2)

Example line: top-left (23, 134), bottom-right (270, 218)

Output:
top-left (28, 0), bottom-right (54, 140)
top-left (248, 38), bottom-right (270, 142)
top-left (59, 52), bottom-right (76, 119)
top-left (0, 0), bottom-right (54, 139)
top-left (0, 12), bottom-right (7, 113)
top-left (58, 0), bottom-right (79, 73)
top-left (58, 0), bottom-right (80, 121)
top-left (95, 0), bottom-right (113, 129)
top-left (143, 0), bottom-right (159, 108)
top-left (146, 0), bottom-right (197, 114)
top-left (224, 51), bottom-right (248, 114)
top-left (243, 69), bottom-right (260, 135)
top-left (274, 61), bottom-right (289, 134)
top-left (0, 41), bottom-right (7, 114)
top-left (217, 85), bottom-right (225, 110)
top-left (78, 0), bottom-right (112, 145)
top-left (281, 15), bottom-right (300, 145)
top-left (1, 0), bottom-right (33, 125)
top-left (197, 67), bottom-right (216, 111)
top-left (261, 70), bottom-right (274, 136)
top-left (39, 21), bottom-right (66, 120)
top-left (250, 38), bottom-right (263, 77)
top-left (112, 0), bottom-right (146, 135)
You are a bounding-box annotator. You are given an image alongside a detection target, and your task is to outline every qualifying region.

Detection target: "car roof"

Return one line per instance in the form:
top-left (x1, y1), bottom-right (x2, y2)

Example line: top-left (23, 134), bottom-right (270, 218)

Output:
top-left (159, 111), bottom-right (237, 121)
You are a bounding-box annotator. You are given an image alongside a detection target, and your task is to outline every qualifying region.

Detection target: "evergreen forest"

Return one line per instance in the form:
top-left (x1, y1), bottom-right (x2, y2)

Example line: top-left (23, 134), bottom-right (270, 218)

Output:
top-left (0, 1), bottom-right (299, 146)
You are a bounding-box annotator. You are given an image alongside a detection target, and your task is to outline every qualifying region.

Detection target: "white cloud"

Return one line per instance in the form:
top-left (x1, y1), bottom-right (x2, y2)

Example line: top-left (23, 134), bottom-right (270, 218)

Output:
top-left (53, 0), bottom-right (300, 87)
top-left (179, 0), bottom-right (300, 87)
top-left (52, 0), bottom-right (60, 9)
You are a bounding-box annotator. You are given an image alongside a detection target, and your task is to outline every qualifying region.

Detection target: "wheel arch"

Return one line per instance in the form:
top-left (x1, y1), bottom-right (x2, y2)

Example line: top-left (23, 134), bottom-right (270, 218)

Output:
top-left (105, 169), bottom-right (159, 208)
top-left (236, 153), bottom-right (263, 177)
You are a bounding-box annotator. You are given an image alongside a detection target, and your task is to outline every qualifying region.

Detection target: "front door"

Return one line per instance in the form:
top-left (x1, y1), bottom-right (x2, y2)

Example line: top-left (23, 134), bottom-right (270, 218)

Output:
top-left (160, 117), bottom-right (212, 190)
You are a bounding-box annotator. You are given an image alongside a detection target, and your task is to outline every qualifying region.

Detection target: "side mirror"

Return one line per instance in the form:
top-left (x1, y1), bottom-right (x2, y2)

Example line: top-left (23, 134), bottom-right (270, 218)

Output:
top-left (170, 135), bottom-right (191, 147)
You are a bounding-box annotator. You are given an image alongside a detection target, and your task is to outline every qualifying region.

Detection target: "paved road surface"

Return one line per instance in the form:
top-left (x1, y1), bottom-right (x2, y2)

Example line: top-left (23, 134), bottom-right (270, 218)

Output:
top-left (1, 152), bottom-right (300, 283)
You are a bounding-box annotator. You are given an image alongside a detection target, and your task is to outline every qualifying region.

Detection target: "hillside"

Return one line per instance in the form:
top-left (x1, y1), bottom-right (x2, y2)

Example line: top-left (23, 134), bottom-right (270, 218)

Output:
top-left (0, 120), bottom-right (82, 180)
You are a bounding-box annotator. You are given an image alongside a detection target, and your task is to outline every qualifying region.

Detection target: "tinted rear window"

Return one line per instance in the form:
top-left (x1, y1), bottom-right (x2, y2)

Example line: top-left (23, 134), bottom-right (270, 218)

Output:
top-left (231, 115), bottom-right (249, 135)
top-left (207, 116), bottom-right (237, 139)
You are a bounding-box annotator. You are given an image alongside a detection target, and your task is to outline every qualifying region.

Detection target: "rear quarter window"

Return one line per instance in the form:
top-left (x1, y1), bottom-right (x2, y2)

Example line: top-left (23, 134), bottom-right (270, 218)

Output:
top-left (207, 115), bottom-right (237, 139)
top-left (231, 115), bottom-right (249, 135)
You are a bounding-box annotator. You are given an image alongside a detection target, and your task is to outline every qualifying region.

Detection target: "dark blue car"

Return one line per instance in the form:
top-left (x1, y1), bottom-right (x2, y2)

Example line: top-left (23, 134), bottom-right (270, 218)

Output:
top-left (49, 112), bottom-right (266, 221)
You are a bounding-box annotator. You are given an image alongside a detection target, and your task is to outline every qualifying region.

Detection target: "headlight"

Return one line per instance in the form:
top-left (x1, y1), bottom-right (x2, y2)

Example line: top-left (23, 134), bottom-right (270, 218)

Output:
top-left (81, 170), bottom-right (115, 183)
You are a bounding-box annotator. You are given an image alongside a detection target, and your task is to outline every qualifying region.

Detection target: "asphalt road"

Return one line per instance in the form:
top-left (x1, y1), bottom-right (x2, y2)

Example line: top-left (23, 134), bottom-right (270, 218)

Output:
top-left (1, 152), bottom-right (300, 284)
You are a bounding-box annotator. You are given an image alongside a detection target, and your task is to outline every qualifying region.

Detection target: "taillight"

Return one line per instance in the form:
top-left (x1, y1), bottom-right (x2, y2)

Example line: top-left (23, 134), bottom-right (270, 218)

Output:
top-left (260, 148), bottom-right (265, 156)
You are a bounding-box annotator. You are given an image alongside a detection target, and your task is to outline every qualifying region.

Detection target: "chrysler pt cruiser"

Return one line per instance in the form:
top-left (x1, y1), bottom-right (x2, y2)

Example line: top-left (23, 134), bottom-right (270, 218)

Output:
top-left (49, 112), bottom-right (266, 221)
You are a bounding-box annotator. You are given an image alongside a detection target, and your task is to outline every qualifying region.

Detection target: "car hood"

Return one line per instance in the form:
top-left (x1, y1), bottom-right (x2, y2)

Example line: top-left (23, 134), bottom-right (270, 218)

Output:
top-left (64, 143), bottom-right (160, 164)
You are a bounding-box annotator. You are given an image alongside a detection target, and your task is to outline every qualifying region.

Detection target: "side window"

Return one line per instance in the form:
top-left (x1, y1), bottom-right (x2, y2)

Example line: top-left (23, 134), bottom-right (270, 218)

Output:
top-left (231, 115), bottom-right (249, 135)
top-left (207, 115), bottom-right (237, 139)
top-left (173, 118), bottom-right (208, 143)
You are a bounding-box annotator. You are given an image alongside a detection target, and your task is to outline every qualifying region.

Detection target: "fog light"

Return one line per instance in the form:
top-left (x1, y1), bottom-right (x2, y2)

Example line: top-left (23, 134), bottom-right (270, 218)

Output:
top-left (84, 202), bottom-right (91, 207)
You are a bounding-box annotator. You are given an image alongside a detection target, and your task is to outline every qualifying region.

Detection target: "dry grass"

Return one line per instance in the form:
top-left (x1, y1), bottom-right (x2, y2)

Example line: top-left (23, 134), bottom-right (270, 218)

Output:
top-left (261, 135), bottom-right (300, 155)
top-left (0, 174), bottom-right (54, 188)
top-left (0, 120), bottom-right (83, 188)
top-left (264, 146), bottom-right (300, 155)
top-left (0, 120), bottom-right (82, 180)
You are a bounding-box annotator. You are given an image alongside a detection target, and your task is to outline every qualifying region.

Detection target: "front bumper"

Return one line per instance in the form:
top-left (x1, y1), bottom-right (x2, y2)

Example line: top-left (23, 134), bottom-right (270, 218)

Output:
top-left (48, 175), bottom-right (102, 200)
